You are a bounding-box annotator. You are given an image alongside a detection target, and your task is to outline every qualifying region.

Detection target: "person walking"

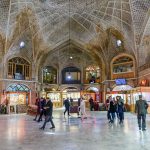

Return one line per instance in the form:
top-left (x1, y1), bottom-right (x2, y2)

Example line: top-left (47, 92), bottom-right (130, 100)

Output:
top-left (89, 97), bottom-right (94, 111)
top-left (117, 99), bottom-right (124, 124)
top-left (64, 98), bottom-right (70, 117)
top-left (78, 98), bottom-right (87, 120)
top-left (40, 98), bottom-right (55, 130)
top-left (108, 100), bottom-right (116, 123)
top-left (33, 97), bottom-right (41, 121)
top-left (77, 97), bottom-right (81, 117)
top-left (37, 98), bottom-right (46, 122)
top-left (135, 95), bottom-right (149, 131)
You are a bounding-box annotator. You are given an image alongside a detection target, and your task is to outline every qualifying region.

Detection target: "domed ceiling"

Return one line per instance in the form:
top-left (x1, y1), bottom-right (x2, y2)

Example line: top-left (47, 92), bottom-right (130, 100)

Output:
top-left (0, 0), bottom-right (150, 66)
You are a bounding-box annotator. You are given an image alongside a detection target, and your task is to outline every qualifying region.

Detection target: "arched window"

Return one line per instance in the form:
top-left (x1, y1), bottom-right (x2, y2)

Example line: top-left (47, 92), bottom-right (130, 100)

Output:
top-left (111, 55), bottom-right (135, 79)
top-left (85, 66), bottom-right (100, 83)
top-left (8, 57), bottom-right (30, 80)
top-left (62, 67), bottom-right (81, 84)
top-left (6, 84), bottom-right (30, 92)
top-left (113, 56), bottom-right (133, 73)
top-left (43, 66), bottom-right (57, 84)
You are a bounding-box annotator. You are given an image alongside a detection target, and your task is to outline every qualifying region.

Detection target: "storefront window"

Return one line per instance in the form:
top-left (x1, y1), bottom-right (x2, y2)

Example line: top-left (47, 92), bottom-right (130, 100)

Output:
top-left (8, 57), bottom-right (30, 80)
top-left (43, 66), bottom-right (57, 84)
top-left (6, 84), bottom-right (30, 110)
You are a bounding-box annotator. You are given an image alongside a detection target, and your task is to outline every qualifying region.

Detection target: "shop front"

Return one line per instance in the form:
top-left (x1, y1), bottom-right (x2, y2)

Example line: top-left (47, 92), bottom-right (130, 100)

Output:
top-left (46, 91), bottom-right (62, 108)
top-left (106, 85), bottom-right (133, 111)
top-left (62, 87), bottom-right (80, 106)
top-left (6, 84), bottom-right (30, 113)
top-left (81, 86), bottom-right (101, 109)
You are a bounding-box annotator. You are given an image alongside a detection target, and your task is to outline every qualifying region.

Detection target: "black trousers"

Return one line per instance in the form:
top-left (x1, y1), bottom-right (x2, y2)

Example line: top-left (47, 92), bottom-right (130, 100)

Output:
top-left (90, 105), bottom-right (94, 111)
top-left (42, 115), bottom-right (55, 129)
top-left (137, 114), bottom-right (146, 129)
top-left (64, 107), bottom-right (70, 116)
top-left (37, 110), bottom-right (44, 121)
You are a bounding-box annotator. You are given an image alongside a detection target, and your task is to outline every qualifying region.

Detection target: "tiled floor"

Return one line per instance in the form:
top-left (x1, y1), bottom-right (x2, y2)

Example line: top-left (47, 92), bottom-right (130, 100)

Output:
top-left (0, 111), bottom-right (150, 150)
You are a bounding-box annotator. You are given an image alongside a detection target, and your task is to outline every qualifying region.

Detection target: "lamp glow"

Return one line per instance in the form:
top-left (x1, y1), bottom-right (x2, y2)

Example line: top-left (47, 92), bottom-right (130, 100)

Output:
top-left (117, 40), bottom-right (122, 47)
top-left (20, 41), bottom-right (25, 48)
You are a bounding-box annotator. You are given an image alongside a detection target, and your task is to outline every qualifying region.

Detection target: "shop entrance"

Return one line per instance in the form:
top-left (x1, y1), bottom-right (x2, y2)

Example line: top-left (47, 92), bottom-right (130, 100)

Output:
top-left (62, 87), bottom-right (80, 106)
top-left (6, 84), bottom-right (30, 114)
top-left (81, 87), bottom-right (100, 109)
top-left (106, 85), bottom-right (133, 111)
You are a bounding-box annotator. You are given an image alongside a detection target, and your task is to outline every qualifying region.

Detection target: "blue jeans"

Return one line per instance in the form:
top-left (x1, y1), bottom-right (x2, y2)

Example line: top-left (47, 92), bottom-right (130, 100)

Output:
top-left (110, 112), bottom-right (115, 123)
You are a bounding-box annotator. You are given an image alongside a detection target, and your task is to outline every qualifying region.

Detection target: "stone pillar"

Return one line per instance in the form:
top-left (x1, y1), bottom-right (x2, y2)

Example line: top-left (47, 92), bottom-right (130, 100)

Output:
top-left (101, 83), bottom-right (107, 103)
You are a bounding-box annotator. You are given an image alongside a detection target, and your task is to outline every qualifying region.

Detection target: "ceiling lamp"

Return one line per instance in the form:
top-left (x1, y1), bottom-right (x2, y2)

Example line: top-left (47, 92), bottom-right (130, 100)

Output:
top-left (116, 40), bottom-right (122, 47)
top-left (67, 74), bottom-right (71, 79)
top-left (19, 41), bottom-right (25, 48)
top-left (68, 0), bottom-right (72, 60)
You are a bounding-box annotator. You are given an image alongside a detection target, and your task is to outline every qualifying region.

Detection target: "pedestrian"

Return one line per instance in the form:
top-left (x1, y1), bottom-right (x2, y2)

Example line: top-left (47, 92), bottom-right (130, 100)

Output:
top-left (39, 98), bottom-right (55, 130)
top-left (33, 97), bottom-right (41, 121)
top-left (64, 97), bottom-right (70, 117)
top-left (78, 98), bottom-right (87, 120)
top-left (117, 99), bottom-right (124, 124)
top-left (89, 97), bottom-right (94, 111)
top-left (77, 97), bottom-right (81, 117)
top-left (108, 100), bottom-right (116, 123)
top-left (37, 97), bottom-right (46, 122)
top-left (135, 95), bottom-right (149, 131)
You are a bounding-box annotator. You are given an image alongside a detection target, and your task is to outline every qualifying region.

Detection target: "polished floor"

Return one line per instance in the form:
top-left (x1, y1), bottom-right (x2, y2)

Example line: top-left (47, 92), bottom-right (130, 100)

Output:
top-left (0, 111), bottom-right (150, 150)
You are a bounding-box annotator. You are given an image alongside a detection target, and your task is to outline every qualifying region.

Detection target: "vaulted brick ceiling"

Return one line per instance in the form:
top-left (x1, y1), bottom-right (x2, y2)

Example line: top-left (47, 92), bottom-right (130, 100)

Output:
top-left (0, 0), bottom-right (150, 64)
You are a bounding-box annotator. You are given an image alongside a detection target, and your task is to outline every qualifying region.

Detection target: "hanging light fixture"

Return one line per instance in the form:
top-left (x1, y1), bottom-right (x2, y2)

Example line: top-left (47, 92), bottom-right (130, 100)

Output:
top-left (68, 0), bottom-right (73, 60)
top-left (66, 0), bottom-right (72, 80)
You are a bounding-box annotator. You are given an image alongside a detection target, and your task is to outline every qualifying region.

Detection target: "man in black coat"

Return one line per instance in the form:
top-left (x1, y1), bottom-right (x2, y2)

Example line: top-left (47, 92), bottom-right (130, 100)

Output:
top-left (135, 95), bottom-right (149, 131)
top-left (64, 98), bottom-right (70, 117)
top-left (37, 97), bottom-right (46, 122)
top-left (89, 97), bottom-right (94, 111)
top-left (40, 98), bottom-right (55, 130)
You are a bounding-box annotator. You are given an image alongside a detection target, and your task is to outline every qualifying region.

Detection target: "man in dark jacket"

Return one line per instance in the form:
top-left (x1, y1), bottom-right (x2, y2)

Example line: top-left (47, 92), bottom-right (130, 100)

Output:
top-left (89, 97), bottom-right (94, 111)
top-left (40, 98), bottom-right (55, 130)
top-left (108, 101), bottom-right (116, 123)
top-left (33, 97), bottom-right (41, 121)
top-left (37, 98), bottom-right (46, 122)
top-left (135, 95), bottom-right (148, 131)
top-left (64, 98), bottom-right (70, 117)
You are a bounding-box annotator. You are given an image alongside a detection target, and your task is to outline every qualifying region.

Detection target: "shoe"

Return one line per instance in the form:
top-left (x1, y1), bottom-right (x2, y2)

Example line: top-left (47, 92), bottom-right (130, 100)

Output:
top-left (50, 127), bottom-right (55, 129)
top-left (33, 119), bottom-right (36, 121)
top-left (39, 127), bottom-right (44, 130)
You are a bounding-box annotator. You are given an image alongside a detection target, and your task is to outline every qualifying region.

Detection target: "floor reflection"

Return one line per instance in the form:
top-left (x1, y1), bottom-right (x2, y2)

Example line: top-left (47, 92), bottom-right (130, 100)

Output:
top-left (0, 111), bottom-right (150, 150)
